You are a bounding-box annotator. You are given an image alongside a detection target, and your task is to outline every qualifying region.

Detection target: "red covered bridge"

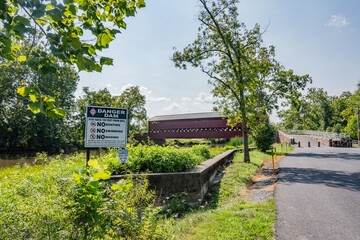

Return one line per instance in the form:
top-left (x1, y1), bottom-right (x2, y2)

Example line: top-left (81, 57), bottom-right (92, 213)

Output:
top-left (148, 112), bottom-right (243, 139)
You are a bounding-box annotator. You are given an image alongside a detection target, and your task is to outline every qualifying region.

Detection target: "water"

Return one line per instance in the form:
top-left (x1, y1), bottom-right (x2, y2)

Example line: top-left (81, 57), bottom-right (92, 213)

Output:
top-left (0, 155), bottom-right (36, 168)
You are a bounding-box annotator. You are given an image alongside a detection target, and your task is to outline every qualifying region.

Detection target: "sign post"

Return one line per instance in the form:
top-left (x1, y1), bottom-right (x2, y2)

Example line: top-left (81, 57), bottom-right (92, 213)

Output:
top-left (84, 106), bottom-right (128, 167)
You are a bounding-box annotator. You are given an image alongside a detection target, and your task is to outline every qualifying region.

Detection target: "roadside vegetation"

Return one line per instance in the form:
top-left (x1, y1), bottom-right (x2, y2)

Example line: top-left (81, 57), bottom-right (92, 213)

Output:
top-left (0, 141), bottom-right (291, 239)
top-left (169, 150), bottom-right (277, 239)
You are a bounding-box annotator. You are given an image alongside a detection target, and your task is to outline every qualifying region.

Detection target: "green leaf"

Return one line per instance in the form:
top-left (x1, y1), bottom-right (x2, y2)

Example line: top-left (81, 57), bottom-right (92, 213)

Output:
top-left (14, 16), bottom-right (31, 26)
top-left (45, 4), bottom-right (55, 11)
top-left (71, 38), bottom-right (82, 50)
top-left (43, 96), bottom-right (56, 103)
top-left (28, 102), bottom-right (43, 114)
top-left (17, 87), bottom-right (28, 96)
top-left (88, 160), bottom-right (100, 169)
top-left (73, 173), bottom-right (83, 183)
top-left (96, 30), bottom-right (113, 47)
top-left (111, 184), bottom-right (121, 191)
top-left (32, 9), bottom-right (45, 18)
top-left (52, 108), bottom-right (66, 117)
top-left (137, 0), bottom-right (146, 8)
top-left (17, 55), bottom-right (27, 62)
top-left (93, 170), bottom-right (111, 181)
top-left (29, 93), bottom-right (37, 102)
top-left (100, 57), bottom-right (113, 66)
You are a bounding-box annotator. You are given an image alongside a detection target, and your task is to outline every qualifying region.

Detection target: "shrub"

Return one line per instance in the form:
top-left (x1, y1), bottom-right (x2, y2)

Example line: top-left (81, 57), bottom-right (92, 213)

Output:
top-left (191, 145), bottom-right (211, 159)
top-left (109, 145), bottom-right (216, 174)
top-left (252, 123), bottom-right (276, 152)
top-left (225, 136), bottom-right (244, 148)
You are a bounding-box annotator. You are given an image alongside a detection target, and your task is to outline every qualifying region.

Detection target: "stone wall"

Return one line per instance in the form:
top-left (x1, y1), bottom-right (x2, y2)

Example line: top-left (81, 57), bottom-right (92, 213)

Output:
top-left (308, 135), bottom-right (332, 147)
top-left (277, 131), bottom-right (295, 144)
top-left (110, 149), bottom-right (237, 203)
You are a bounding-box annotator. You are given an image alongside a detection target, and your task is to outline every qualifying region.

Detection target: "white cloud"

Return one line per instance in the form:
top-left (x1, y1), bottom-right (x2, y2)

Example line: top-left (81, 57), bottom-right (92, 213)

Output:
top-left (194, 92), bottom-right (215, 103)
top-left (161, 92), bottom-right (216, 114)
top-left (326, 14), bottom-right (349, 29)
top-left (120, 84), bottom-right (170, 102)
top-left (162, 103), bottom-right (182, 111)
top-left (181, 97), bottom-right (192, 102)
top-left (105, 83), bottom-right (112, 88)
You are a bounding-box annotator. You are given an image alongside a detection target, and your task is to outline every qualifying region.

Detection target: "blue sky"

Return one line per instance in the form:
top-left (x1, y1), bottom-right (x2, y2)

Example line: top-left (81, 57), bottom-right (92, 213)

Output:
top-left (77, 0), bottom-right (360, 119)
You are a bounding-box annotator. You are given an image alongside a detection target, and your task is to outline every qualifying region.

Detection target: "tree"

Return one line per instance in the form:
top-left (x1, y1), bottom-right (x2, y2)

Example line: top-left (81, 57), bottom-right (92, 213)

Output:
top-left (342, 88), bottom-right (360, 139)
top-left (0, 0), bottom-right (145, 116)
top-left (75, 87), bottom-right (114, 146)
top-left (113, 86), bottom-right (147, 136)
top-left (0, 47), bottom-right (79, 151)
top-left (252, 122), bottom-right (276, 152)
top-left (172, 0), bottom-right (311, 162)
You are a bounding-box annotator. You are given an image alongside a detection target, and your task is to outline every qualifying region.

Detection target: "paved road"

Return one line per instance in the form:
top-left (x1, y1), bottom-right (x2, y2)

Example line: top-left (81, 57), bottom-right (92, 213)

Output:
top-left (275, 137), bottom-right (360, 240)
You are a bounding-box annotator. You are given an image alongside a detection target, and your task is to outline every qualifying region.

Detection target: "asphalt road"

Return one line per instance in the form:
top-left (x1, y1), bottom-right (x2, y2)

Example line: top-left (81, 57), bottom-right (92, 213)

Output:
top-left (275, 137), bottom-right (360, 240)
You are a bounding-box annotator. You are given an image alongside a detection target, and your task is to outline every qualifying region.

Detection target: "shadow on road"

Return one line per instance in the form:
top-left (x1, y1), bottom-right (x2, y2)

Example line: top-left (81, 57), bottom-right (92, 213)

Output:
top-left (279, 167), bottom-right (360, 192)
top-left (286, 152), bottom-right (360, 161)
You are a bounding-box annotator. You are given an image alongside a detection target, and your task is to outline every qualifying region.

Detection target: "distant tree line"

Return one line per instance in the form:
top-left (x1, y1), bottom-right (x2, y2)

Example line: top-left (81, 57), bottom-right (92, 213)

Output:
top-left (278, 86), bottom-right (360, 139)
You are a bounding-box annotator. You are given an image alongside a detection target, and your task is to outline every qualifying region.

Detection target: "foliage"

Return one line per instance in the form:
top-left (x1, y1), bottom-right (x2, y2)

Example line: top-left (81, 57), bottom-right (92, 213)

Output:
top-left (252, 122), bottom-right (276, 152)
top-left (226, 136), bottom-right (244, 148)
top-left (0, 0), bottom-right (145, 117)
top-left (165, 138), bottom-right (212, 147)
top-left (279, 87), bottom-right (360, 139)
top-left (190, 145), bottom-right (211, 160)
top-left (172, 0), bottom-right (311, 162)
top-left (113, 85), bottom-right (148, 136)
top-left (0, 153), bottom-right (170, 239)
top-left (0, 45), bottom-right (79, 151)
top-left (171, 151), bottom-right (276, 239)
top-left (115, 145), bottom-right (215, 174)
top-left (0, 153), bottom-right (81, 239)
top-left (165, 192), bottom-right (192, 218)
top-left (68, 160), bottom-right (167, 239)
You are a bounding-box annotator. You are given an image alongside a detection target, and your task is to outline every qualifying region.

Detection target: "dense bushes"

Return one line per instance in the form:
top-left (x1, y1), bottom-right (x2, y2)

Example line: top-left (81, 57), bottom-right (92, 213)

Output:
top-left (109, 145), bottom-right (216, 174)
top-left (252, 123), bottom-right (276, 152)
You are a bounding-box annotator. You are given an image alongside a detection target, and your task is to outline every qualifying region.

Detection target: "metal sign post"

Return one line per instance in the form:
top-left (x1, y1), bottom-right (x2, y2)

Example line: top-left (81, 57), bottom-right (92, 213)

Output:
top-left (84, 106), bottom-right (128, 167)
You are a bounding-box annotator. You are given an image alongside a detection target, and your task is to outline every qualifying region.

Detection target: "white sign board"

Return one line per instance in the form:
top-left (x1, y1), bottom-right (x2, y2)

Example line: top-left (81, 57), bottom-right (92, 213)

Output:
top-left (85, 106), bottom-right (128, 148)
top-left (118, 149), bottom-right (129, 164)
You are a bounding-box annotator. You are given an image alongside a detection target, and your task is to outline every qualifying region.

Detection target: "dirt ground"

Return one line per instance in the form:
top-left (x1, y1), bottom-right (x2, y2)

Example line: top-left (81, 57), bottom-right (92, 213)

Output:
top-left (248, 155), bottom-right (284, 202)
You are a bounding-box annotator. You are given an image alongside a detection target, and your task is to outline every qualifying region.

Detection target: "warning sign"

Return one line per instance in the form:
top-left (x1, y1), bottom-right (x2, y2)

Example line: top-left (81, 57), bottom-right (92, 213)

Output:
top-left (85, 106), bottom-right (128, 148)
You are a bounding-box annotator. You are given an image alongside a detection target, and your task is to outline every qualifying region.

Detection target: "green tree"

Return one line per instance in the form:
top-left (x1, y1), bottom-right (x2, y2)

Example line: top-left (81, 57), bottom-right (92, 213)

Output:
top-left (113, 86), bottom-right (147, 136)
top-left (0, 47), bottom-right (79, 151)
top-left (75, 87), bottom-right (114, 146)
top-left (0, 0), bottom-right (145, 116)
top-left (252, 122), bottom-right (276, 152)
top-left (172, 0), bottom-right (311, 162)
top-left (342, 88), bottom-right (360, 139)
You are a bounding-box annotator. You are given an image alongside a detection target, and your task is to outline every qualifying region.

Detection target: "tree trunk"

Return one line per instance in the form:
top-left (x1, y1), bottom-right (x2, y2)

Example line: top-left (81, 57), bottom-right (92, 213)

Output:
top-left (240, 89), bottom-right (250, 162)
top-left (242, 114), bottom-right (250, 163)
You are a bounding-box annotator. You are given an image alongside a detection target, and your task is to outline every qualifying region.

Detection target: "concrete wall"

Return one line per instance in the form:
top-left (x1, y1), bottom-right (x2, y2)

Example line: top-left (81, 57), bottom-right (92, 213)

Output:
top-left (110, 149), bottom-right (237, 203)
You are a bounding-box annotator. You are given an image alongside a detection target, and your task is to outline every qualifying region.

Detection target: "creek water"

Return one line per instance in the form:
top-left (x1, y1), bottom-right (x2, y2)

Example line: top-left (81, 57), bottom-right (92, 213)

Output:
top-left (0, 155), bottom-right (36, 168)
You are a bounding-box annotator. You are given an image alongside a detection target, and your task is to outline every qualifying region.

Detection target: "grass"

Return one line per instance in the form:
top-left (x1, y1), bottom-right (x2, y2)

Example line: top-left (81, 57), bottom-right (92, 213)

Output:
top-left (170, 150), bottom-right (277, 240)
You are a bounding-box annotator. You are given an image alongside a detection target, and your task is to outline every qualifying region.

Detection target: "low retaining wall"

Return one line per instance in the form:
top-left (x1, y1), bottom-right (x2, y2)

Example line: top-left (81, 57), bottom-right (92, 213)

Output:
top-left (110, 149), bottom-right (237, 203)
top-left (277, 131), bottom-right (295, 144)
top-left (308, 135), bottom-right (332, 147)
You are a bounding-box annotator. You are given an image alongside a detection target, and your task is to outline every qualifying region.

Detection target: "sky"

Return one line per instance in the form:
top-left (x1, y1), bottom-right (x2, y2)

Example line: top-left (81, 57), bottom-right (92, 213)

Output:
top-left (76, 0), bottom-right (360, 120)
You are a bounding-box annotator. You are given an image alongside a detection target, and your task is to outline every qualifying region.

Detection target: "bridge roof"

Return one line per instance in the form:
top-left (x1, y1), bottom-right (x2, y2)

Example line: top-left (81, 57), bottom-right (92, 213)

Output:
top-left (149, 112), bottom-right (223, 122)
